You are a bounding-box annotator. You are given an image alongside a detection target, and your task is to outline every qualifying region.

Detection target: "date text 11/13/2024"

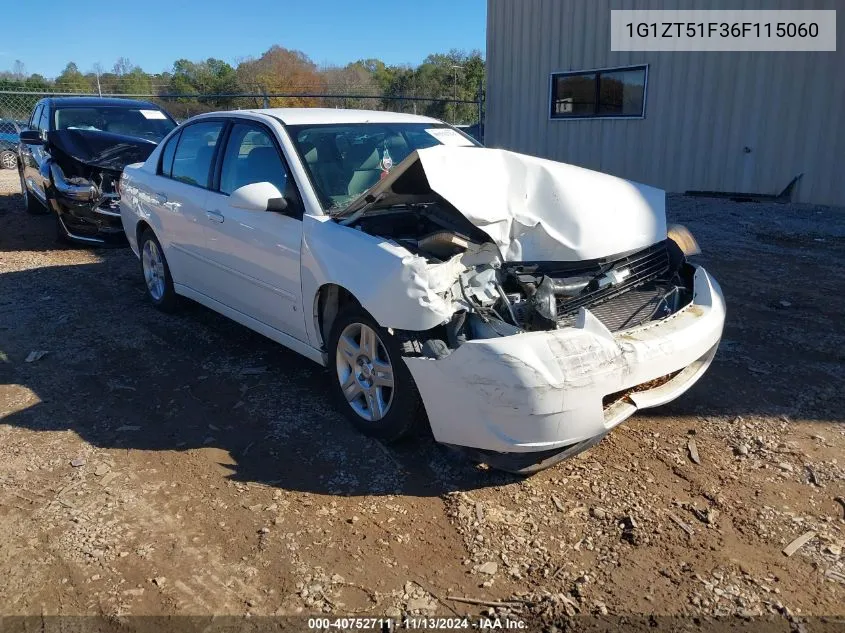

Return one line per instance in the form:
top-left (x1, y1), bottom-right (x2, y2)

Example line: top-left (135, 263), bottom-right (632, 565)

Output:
top-left (307, 616), bottom-right (529, 630)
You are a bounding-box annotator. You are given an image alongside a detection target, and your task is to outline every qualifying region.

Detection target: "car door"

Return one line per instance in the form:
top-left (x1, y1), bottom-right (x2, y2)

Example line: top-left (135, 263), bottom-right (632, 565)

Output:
top-left (20, 104), bottom-right (49, 204)
top-left (201, 120), bottom-right (308, 342)
top-left (149, 120), bottom-right (226, 294)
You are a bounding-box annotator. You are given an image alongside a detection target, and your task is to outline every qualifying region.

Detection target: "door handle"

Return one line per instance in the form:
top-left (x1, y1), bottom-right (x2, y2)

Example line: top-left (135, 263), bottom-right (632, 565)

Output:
top-left (205, 209), bottom-right (224, 223)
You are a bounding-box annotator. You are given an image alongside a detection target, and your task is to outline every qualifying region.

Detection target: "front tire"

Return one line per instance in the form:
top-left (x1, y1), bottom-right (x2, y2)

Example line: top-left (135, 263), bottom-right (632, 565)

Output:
top-left (328, 305), bottom-right (422, 443)
top-left (139, 229), bottom-right (178, 312)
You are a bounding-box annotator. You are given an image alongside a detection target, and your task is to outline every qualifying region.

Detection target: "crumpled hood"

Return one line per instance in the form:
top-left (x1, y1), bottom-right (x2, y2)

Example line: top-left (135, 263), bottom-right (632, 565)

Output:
top-left (343, 146), bottom-right (667, 262)
top-left (48, 129), bottom-right (159, 172)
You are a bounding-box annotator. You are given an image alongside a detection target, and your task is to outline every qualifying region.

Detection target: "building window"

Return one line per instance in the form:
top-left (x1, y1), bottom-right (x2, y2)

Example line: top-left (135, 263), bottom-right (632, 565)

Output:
top-left (550, 65), bottom-right (648, 119)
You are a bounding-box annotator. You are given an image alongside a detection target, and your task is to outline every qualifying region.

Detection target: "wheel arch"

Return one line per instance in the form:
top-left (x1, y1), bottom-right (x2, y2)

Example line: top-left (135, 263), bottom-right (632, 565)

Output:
top-left (135, 219), bottom-right (153, 248)
top-left (312, 283), bottom-right (362, 351)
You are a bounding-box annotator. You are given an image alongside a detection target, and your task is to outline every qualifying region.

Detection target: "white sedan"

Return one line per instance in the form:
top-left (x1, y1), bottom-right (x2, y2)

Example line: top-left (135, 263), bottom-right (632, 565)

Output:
top-left (119, 108), bottom-right (725, 474)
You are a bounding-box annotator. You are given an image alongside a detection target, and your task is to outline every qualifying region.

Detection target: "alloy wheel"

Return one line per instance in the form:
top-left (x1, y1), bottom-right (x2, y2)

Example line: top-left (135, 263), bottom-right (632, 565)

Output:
top-left (335, 322), bottom-right (395, 422)
top-left (142, 239), bottom-right (167, 301)
top-left (1, 151), bottom-right (16, 170)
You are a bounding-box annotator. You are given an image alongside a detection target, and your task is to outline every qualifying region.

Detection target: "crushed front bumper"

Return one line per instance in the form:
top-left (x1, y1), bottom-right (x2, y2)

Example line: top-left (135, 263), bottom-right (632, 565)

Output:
top-left (404, 265), bottom-right (725, 464)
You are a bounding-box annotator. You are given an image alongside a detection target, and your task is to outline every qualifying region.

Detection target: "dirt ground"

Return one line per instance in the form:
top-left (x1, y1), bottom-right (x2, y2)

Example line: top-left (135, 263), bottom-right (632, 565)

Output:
top-left (1, 167), bottom-right (843, 630)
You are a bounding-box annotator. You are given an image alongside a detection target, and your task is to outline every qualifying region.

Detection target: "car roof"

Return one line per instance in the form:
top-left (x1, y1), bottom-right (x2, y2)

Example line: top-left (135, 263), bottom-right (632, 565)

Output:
top-left (41, 96), bottom-right (164, 109)
top-left (230, 108), bottom-right (442, 126)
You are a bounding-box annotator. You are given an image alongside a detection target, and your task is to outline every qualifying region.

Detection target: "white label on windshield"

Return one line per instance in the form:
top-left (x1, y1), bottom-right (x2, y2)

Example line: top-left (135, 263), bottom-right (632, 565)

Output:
top-left (425, 127), bottom-right (475, 146)
top-left (139, 109), bottom-right (167, 120)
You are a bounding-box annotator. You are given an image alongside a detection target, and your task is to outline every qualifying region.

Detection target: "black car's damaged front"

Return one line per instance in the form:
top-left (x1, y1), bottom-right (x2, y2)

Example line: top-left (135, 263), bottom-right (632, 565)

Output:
top-left (31, 102), bottom-right (176, 245)
top-left (47, 129), bottom-right (167, 244)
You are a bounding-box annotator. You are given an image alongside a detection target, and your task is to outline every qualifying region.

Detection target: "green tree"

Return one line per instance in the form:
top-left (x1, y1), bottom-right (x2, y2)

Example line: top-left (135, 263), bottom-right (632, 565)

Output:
top-left (56, 62), bottom-right (92, 93)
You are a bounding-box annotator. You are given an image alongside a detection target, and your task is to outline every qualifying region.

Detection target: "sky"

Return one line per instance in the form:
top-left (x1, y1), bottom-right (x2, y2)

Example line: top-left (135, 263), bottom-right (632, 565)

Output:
top-left (1, 0), bottom-right (487, 78)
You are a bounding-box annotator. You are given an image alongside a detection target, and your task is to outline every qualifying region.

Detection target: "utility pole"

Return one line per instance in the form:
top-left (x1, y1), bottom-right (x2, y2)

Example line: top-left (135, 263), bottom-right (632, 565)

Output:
top-left (94, 63), bottom-right (103, 96)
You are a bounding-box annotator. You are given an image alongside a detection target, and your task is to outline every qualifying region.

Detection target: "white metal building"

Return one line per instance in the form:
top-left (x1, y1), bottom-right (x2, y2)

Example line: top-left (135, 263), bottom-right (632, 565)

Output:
top-left (485, 0), bottom-right (845, 205)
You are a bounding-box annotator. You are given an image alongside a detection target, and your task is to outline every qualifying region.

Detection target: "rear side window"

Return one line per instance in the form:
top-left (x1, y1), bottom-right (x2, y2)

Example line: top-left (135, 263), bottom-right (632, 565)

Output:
top-left (158, 131), bottom-right (180, 177)
top-left (170, 121), bottom-right (224, 188)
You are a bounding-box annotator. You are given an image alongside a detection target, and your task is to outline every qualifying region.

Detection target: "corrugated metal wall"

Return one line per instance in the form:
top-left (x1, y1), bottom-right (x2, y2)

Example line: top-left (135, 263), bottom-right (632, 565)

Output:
top-left (486, 0), bottom-right (845, 205)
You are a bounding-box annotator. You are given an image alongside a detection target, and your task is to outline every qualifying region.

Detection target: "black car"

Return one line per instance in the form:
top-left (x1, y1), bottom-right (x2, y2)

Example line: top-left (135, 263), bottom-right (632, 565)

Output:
top-left (18, 97), bottom-right (177, 245)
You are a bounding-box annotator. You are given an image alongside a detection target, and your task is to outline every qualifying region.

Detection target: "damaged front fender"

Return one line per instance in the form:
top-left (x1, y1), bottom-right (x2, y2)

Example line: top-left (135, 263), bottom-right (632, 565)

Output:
top-left (49, 161), bottom-right (99, 205)
top-left (301, 215), bottom-right (470, 341)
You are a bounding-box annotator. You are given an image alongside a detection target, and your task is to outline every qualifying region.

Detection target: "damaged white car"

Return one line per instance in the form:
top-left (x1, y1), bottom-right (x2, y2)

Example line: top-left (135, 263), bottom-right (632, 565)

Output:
top-left (119, 109), bottom-right (725, 474)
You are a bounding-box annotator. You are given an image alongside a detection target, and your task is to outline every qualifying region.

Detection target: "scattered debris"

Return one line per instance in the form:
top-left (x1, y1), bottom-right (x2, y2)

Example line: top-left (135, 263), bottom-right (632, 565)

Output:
top-left (824, 569), bottom-right (845, 585)
top-left (93, 463), bottom-right (110, 476)
top-left (688, 505), bottom-right (719, 526)
top-left (804, 465), bottom-right (821, 486)
top-left (619, 516), bottom-right (638, 545)
top-left (823, 543), bottom-right (841, 557)
top-left (152, 576), bottom-right (166, 587)
top-left (115, 425), bottom-right (141, 432)
top-left (834, 497), bottom-right (845, 520)
top-left (24, 350), bottom-right (48, 363)
top-left (551, 495), bottom-right (565, 512)
top-left (688, 438), bottom-right (701, 464)
top-left (590, 507), bottom-right (607, 520)
top-left (782, 531), bottom-right (816, 557)
top-left (447, 595), bottom-right (529, 608)
top-left (476, 561), bottom-right (498, 575)
top-left (70, 458), bottom-right (86, 468)
top-left (667, 511), bottom-right (694, 537)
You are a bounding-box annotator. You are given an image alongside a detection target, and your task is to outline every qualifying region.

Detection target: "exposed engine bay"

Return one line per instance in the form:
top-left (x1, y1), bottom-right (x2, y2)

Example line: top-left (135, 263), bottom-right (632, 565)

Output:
top-left (346, 203), bottom-right (696, 351)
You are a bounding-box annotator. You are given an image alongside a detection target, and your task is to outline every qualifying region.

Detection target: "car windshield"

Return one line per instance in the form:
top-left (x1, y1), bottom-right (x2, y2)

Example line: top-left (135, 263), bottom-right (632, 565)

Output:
top-left (54, 106), bottom-right (176, 142)
top-left (286, 122), bottom-right (478, 211)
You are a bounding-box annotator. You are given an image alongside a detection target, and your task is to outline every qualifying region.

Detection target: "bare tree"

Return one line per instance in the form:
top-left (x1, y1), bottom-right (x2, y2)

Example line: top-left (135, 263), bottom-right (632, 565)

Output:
top-left (12, 60), bottom-right (25, 80)
top-left (113, 57), bottom-right (134, 77)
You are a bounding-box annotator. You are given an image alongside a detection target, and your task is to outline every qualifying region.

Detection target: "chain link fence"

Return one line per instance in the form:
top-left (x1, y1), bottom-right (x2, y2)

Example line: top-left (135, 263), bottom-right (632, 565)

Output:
top-left (0, 88), bottom-right (484, 142)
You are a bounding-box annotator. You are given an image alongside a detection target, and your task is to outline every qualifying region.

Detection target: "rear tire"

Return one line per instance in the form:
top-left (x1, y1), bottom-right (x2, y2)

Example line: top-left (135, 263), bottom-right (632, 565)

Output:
top-left (139, 229), bottom-right (178, 312)
top-left (328, 305), bottom-right (422, 443)
top-left (20, 170), bottom-right (47, 215)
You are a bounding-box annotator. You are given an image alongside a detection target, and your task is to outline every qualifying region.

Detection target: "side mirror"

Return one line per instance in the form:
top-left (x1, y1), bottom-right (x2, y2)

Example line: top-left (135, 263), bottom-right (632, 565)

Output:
top-left (230, 181), bottom-right (289, 213)
top-left (19, 129), bottom-right (45, 144)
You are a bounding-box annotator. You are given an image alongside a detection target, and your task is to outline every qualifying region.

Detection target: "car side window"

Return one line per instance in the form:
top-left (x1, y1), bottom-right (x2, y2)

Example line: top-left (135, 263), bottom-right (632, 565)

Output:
top-left (219, 123), bottom-right (289, 197)
top-left (158, 131), bottom-right (180, 178)
top-left (37, 106), bottom-right (50, 132)
top-left (29, 105), bottom-right (42, 131)
top-left (170, 121), bottom-right (224, 188)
